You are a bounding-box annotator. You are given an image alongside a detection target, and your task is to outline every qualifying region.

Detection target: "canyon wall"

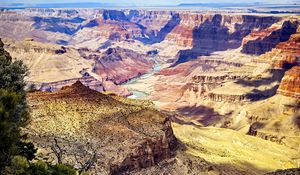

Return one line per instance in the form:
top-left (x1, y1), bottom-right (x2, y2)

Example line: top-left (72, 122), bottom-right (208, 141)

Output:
top-left (4, 39), bottom-right (153, 96)
top-left (277, 66), bottom-right (300, 98)
top-left (93, 46), bottom-right (154, 85)
top-left (242, 20), bottom-right (299, 55)
top-left (0, 9), bottom-right (281, 49)
top-left (253, 23), bottom-right (300, 69)
top-left (173, 14), bottom-right (281, 65)
top-left (27, 76), bottom-right (104, 93)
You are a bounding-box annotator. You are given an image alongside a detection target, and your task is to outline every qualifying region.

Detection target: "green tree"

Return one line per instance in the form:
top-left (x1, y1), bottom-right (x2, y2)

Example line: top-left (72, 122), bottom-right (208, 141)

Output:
top-left (0, 38), bottom-right (82, 174)
top-left (0, 38), bottom-right (30, 171)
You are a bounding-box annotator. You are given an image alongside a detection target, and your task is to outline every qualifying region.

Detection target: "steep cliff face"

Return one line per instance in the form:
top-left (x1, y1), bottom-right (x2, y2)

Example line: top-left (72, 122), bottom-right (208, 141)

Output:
top-left (254, 24), bottom-right (300, 69)
top-left (4, 39), bottom-right (138, 96)
top-left (242, 20), bottom-right (299, 55)
top-left (26, 82), bottom-right (177, 174)
top-left (0, 9), bottom-right (281, 50)
top-left (93, 47), bottom-right (155, 85)
top-left (91, 18), bottom-right (143, 41)
top-left (173, 14), bottom-right (280, 65)
top-left (277, 66), bottom-right (300, 98)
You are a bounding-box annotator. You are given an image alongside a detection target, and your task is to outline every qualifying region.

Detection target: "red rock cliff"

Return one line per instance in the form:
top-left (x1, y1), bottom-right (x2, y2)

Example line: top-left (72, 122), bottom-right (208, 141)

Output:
top-left (277, 66), bottom-right (300, 98)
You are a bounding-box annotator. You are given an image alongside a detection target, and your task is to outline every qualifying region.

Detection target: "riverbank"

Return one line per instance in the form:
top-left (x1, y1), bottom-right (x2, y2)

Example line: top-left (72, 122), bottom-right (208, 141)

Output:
top-left (121, 56), bottom-right (163, 99)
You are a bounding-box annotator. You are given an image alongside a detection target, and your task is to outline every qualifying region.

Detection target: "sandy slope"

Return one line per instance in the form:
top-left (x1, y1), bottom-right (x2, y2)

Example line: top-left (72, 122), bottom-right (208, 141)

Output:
top-left (172, 123), bottom-right (300, 175)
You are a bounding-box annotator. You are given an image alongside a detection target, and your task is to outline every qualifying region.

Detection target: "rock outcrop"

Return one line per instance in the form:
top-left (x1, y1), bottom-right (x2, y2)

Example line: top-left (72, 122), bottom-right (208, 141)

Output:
top-left (27, 76), bottom-right (104, 93)
top-left (26, 81), bottom-right (177, 174)
top-left (277, 66), bottom-right (300, 98)
top-left (254, 23), bottom-right (300, 69)
top-left (94, 47), bottom-right (154, 84)
top-left (173, 14), bottom-right (280, 65)
top-left (265, 168), bottom-right (300, 175)
top-left (242, 20), bottom-right (299, 55)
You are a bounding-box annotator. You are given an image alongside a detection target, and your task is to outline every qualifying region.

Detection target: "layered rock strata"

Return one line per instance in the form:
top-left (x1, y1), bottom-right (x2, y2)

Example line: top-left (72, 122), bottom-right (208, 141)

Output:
top-left (277, 66), bottom-right (300, 98)
top-left (242, 20), bottom-right (299, 55)
top-left (173, 14), bottom-right (280, 65)
top-left (93, 47), bottom-right (154, 84)
top-left (253, 22), bottom-right (300, 69)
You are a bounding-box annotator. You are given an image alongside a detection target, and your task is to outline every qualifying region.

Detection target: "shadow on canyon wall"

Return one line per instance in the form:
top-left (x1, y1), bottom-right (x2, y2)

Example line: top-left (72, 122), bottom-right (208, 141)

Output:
top-left (176, 105), bottom-right (232, 126)
top-left (242, 20), bottom-right (299, 55)
top-left (33, 16), bottom-right (85, 35)
top-left (103, 10), bottom-right (129, 21)
top-left (236, 69), bottom-right (285, 101)
top-left (294, 113), bottom-right (300, 129)
top-left (173, 14), bottom-right (280, 66)
top-left (136, 13), bottom-right (181, 44)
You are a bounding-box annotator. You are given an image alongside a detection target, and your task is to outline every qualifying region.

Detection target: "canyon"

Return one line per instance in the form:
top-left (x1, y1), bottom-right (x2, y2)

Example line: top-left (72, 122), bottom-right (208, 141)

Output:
top-left (0, 8), bottom-right (300, 175)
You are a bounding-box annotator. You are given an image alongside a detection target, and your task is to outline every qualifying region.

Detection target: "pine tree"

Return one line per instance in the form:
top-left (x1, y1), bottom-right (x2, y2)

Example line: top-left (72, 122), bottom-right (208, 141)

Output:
top-left (0, 38), bottom-right (30, 171)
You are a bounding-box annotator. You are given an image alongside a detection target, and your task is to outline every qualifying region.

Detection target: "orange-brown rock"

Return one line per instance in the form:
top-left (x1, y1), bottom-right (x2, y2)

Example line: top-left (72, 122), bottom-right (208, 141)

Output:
top-left (277, 66), bottom-right (300, 98)
top-left (255, 25), bottom-right (300, 69)
top-left (95, 18), bottom-right (143, 40)
top-left (242, 26), bottom-right (281, 45)
top-left (94, 47), bottom-right (155, 85)
top-left (166, 14), bottom-right (280, 49)
top-left (26, 81), bottom-right (177, 174)
top-left (242, 20), bottom-right (299, 55)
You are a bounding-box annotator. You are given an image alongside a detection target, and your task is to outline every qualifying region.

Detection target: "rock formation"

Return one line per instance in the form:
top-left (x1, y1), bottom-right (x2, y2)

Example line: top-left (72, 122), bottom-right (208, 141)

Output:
top-left (26, 81), bottom-right (177, 174)
top-left (4, 38), bottom-right (156, 96)
top-left (254, 23), bottom-right (300, 69)
top-left (27, 76), bottom-right (104, 93)
top-left (172, 14), bottom-right (280, 65)
top-left (265, 168), bottom-right (300, 175)
top-left (277, 66), bottom-right (300, 98)
top-left (93, 47), bottom-right (155, 85)
top-left (242, 20), bottom-right (299, 55)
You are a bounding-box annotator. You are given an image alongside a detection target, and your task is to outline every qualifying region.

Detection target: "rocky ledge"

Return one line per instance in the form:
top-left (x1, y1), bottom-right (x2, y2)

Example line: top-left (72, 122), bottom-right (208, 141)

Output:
top-left (253, 23), bottom-right (300, 69)
top-left (26, 81), bottom-right (177, 174)
top-left (241, 20), bottom-right (299, 55)
top-left (277, 66), bottom-right (300, 98)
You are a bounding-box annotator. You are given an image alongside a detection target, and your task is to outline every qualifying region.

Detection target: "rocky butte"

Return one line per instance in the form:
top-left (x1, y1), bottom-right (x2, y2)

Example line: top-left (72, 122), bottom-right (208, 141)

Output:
top-left (26, 81), bottom-right (177, 174)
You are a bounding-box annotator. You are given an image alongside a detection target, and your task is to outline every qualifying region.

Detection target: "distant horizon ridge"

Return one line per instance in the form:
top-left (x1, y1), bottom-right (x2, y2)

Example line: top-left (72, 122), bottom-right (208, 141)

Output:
top-left (1, 1), bottom-right (299, 8)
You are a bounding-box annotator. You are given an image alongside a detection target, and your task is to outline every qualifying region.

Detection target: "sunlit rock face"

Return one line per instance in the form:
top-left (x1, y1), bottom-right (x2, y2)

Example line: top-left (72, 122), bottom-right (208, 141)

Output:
top-left (172, 14), bottom-right (280, 65)
top-left (242, 20), bottom-right (299, 55)
top-left (277, 66), bottom-right (300, 98)
top-left (93, 47), bottom-right (155, 85)
top-left (254, 24), bottom-right (300, 69)
top-left (26, 82), bottom-right (177, 174)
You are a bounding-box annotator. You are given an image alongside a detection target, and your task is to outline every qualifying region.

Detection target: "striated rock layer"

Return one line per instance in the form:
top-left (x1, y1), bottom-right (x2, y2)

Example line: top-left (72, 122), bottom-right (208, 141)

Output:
top-left (26, 81), bottom-right (177, 174)
top-left (277, 66), bottom-right (300, 98)
top-left (252, 19), bottom-right (300, 69)
top-left (242, 20), bottom-right (299, 55)
top-left (172, 14), bottom-right (280, 65)
top-left (93, 46), bottom-right (154, 85)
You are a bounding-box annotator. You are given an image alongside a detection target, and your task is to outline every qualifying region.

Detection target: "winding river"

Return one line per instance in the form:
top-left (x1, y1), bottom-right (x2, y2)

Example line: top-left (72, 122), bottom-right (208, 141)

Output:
top-left (122, 56), bottom-right (161, 99)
